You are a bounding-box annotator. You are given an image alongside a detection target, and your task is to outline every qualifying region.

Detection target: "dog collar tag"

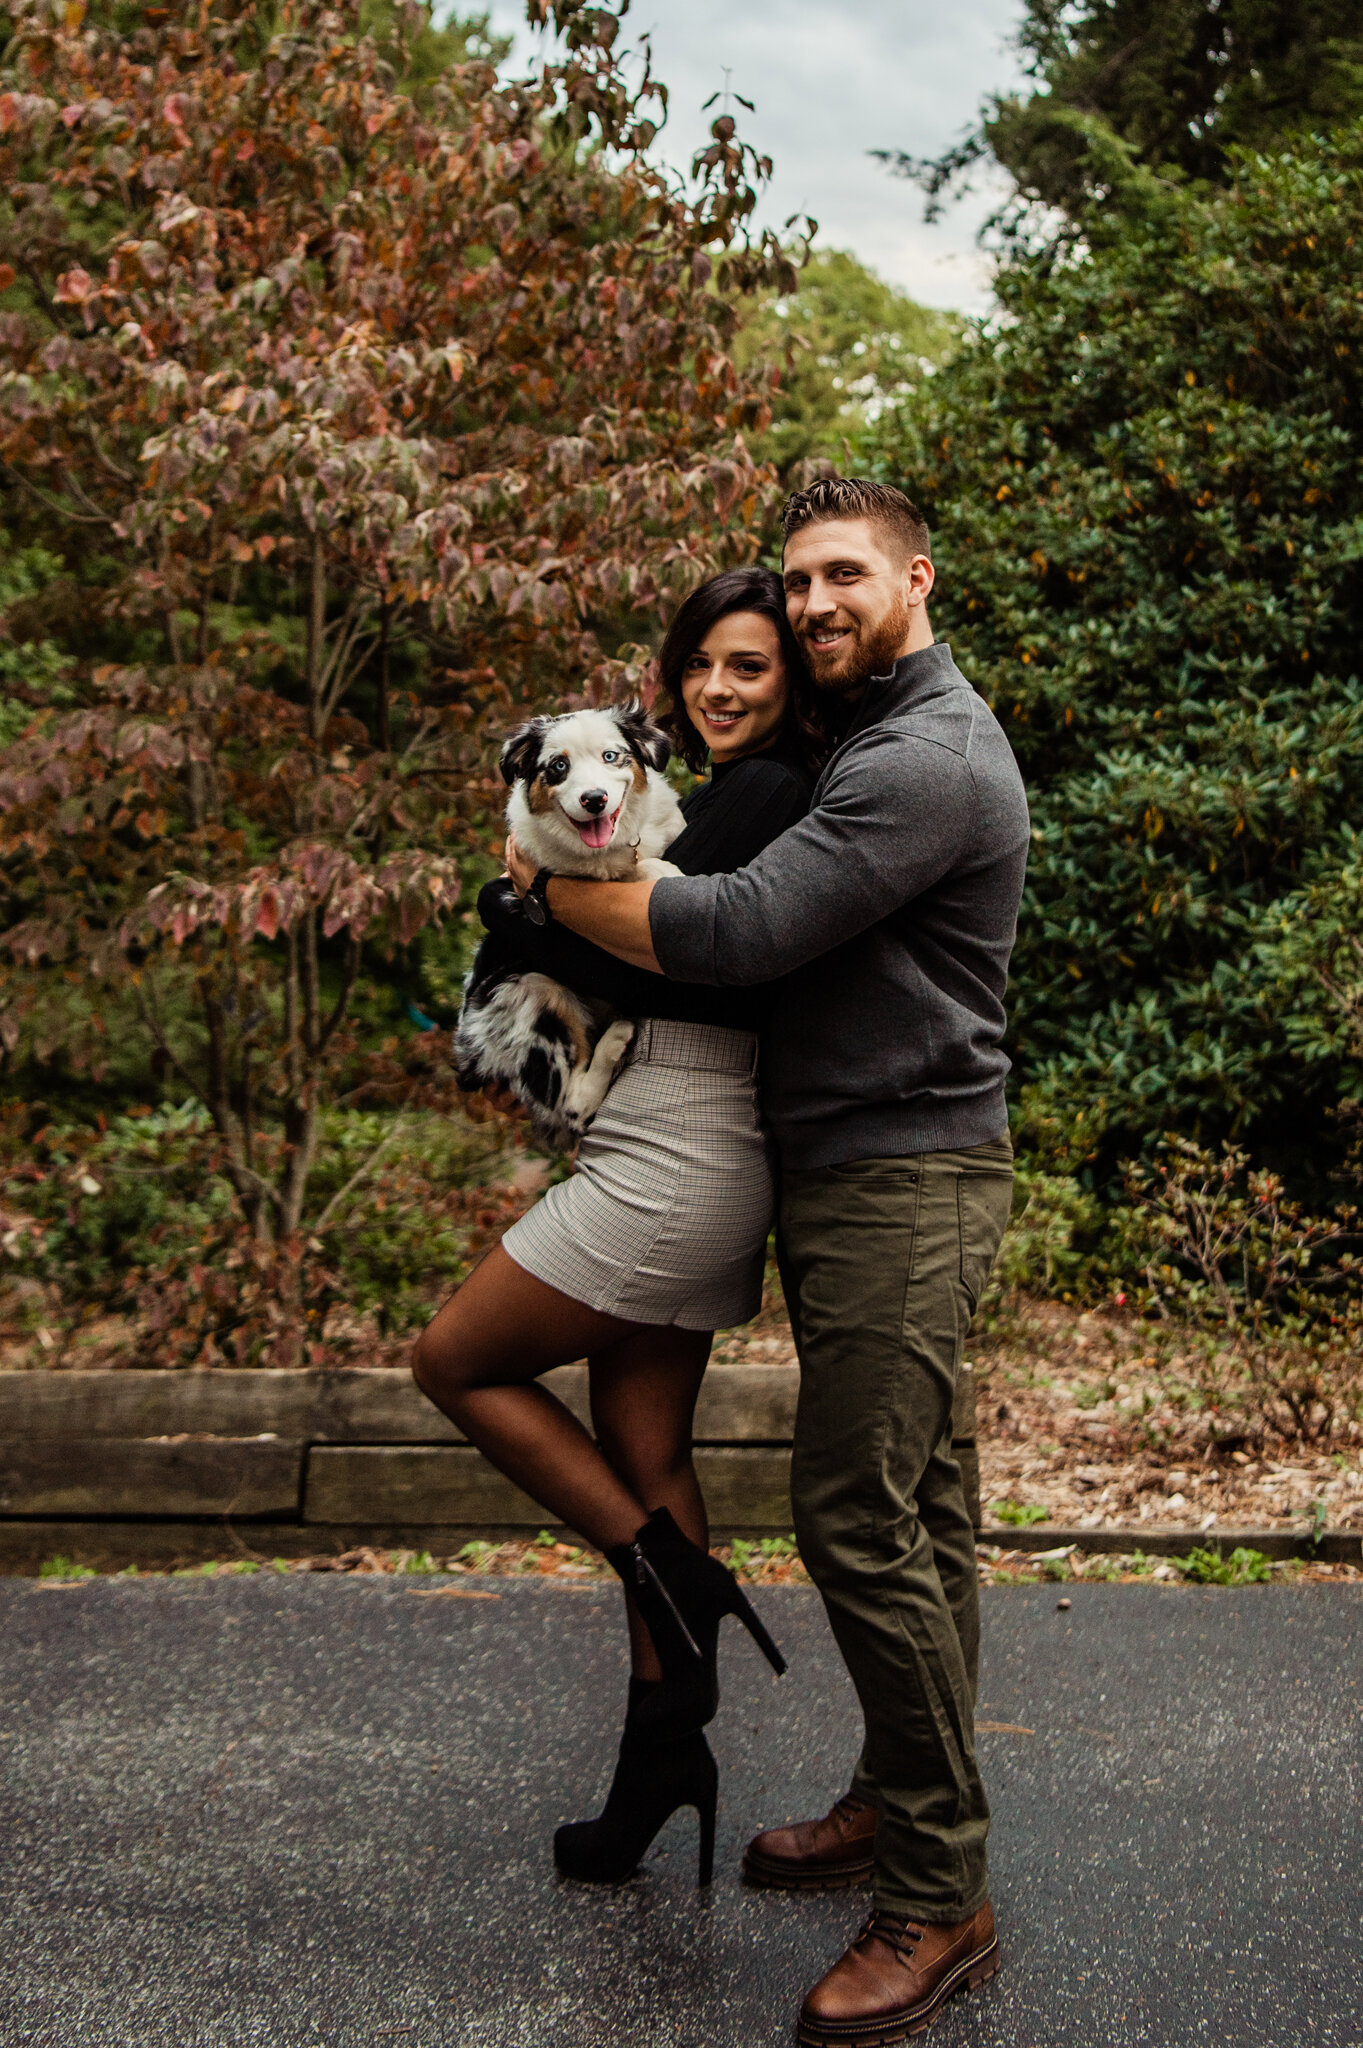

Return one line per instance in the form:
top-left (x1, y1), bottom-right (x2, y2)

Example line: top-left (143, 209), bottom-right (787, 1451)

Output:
top-left (524, 868), bottom-right (554, 927)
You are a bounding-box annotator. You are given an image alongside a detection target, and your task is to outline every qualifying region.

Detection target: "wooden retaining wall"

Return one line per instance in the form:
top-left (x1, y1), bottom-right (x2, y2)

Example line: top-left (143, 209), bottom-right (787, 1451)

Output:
top-left (0, 1361), bottom-right (980, 1570)
top-left (4, 1367), bottom-right (1357, 1573)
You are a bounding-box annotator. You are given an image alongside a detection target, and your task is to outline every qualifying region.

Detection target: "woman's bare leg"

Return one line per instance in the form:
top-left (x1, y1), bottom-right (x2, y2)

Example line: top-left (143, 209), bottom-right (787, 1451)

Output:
top-left (413, 1246), bottom-right (664, 1552)
top-left (589, 1326), bottom-right (713, 1680)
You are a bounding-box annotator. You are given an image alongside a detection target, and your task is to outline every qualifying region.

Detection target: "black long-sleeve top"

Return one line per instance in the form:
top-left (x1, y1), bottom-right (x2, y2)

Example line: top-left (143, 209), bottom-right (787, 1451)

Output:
top-left (476, 738), bottom-right (816, 1032)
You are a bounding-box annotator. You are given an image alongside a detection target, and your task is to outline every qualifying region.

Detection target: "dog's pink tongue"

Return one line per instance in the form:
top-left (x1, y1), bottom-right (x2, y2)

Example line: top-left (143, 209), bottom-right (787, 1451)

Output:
top-left (576, 815), bottom-right (614, 848)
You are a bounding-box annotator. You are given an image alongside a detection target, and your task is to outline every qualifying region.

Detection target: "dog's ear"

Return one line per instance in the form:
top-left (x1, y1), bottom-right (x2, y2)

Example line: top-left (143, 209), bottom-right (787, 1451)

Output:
top-left (612, 699), bottom-right (671, 775)
top-left (499, 718), bottom-right (548, 788)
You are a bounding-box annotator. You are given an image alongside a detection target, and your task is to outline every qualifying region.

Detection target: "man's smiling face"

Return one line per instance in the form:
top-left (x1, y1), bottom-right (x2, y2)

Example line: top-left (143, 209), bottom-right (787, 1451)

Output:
top-left (782, 514), bottom-right (934, 695)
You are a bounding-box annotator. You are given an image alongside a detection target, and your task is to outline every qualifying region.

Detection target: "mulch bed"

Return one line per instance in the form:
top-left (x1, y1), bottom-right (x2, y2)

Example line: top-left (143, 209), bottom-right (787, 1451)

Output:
top-left (717, 1294), bottom-right (1363, 1542)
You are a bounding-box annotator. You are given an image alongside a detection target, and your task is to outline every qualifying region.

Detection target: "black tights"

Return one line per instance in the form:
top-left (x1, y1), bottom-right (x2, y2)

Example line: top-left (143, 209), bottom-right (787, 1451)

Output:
top-left (412, 1246), bottom-right (713, 1679)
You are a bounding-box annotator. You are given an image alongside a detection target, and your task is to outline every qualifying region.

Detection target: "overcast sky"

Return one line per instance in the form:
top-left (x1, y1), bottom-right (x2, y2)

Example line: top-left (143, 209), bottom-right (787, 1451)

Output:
top-left (480, 0), bottom-right (1030, 313)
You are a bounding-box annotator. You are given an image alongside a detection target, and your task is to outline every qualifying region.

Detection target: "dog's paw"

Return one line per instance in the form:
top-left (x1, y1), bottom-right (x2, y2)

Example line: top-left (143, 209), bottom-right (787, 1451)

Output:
top-left (634, 858), bottom-right (681, 882)
top-left (596, 1019), bottom-right (635, 1066)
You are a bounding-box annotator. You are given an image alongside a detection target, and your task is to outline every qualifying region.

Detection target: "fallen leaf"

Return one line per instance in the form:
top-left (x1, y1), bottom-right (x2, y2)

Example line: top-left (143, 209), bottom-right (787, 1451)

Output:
top-left (976, 1720), bottom-right (1035, 1735)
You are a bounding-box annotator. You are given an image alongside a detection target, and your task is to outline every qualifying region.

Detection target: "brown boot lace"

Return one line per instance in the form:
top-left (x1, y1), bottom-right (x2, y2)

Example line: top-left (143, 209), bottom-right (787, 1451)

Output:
top-left (854, 1911), bottom-right (926, 1965)
top-left (832, 1793), bottom-right (872, 1828)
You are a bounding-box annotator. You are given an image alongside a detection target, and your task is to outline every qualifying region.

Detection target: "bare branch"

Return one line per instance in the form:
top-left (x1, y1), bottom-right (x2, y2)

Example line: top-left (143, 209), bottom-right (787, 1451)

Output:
top-left (310, 1116), bottom-right (410, 1234)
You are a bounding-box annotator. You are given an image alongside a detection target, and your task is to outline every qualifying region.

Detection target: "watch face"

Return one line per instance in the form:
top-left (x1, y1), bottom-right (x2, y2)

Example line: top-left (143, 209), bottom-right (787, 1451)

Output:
top-left (525, 892), bottom-right (547, 926)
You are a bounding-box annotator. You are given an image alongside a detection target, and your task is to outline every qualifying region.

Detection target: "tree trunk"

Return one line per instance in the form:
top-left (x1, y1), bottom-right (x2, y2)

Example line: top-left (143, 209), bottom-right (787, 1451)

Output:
top-left (278, 1096), bottom-right (319, 1238)
top-left (306, 530), bottom-right (326, 742)
top-left (376, 601), bottom-right (392, 753)
top-left (198, 972), bottom-right (273, 1243)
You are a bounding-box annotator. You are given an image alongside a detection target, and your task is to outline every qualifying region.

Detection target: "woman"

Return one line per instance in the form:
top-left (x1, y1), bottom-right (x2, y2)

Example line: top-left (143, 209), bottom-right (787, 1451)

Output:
top-left (412, 566), bottom-right (825, 1886)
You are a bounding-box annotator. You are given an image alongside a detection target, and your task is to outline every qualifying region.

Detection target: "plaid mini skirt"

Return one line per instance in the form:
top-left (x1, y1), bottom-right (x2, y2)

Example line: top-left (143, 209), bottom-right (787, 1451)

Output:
top-left (500, 1018), bottom-right (774, 1331)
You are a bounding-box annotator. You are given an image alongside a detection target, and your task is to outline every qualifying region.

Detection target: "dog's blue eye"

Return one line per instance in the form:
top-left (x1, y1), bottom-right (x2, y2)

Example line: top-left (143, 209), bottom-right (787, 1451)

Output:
top-left (602, 749), bottom-right (620, 763)
top-left (543, 755), bottom-right (569, 785)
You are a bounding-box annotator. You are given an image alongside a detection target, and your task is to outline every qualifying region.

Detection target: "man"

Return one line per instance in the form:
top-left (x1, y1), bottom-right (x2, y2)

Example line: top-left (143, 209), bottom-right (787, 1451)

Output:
top-left (507, 476), bottom-right (1029, 2044)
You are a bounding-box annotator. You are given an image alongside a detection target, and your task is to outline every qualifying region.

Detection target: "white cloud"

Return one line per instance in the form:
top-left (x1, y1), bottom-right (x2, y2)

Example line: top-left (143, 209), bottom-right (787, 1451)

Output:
top-left (480, 0), bottom-right (1029, 312)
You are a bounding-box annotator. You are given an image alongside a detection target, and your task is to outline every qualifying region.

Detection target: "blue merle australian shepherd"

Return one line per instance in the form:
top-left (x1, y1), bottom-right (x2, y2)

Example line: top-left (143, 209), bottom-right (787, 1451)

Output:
top-left (453, 703), bottom-right (684, 1151)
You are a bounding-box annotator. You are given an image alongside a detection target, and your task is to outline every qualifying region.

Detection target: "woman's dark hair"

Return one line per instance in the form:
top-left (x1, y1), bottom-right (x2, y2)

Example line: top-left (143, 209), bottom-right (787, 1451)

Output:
top-left (654, 566), bottom-right (830, 774)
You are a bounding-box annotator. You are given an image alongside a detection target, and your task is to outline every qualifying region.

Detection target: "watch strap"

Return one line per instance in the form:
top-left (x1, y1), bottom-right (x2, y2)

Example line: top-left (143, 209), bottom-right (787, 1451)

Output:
top-left (524, 867), bottom-right (554, 926)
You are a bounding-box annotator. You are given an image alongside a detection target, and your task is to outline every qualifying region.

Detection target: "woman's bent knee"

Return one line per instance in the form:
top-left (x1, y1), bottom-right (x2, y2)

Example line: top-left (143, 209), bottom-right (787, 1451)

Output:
top-left (410, 1325), bottom-right (446, 1402)
top-left (412, 1294), bottom-right (518, 1410)
top-left (412, 1315), bottom-right (478, 1407)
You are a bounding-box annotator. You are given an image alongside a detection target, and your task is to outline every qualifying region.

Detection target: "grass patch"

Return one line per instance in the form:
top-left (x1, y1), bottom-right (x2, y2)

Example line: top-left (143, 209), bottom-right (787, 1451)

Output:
top-left (1176, 1546), bottom-right (1275, 1585)
top-left (38, 1555), bottom-right (96, 1581)
top-left (989, 1501), bottom-right (1050, 1528)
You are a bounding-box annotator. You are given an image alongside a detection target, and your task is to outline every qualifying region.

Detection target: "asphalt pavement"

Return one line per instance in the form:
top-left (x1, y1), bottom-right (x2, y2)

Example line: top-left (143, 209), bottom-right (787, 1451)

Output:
top-left (1, 1573), bottom-right (1359, 2048)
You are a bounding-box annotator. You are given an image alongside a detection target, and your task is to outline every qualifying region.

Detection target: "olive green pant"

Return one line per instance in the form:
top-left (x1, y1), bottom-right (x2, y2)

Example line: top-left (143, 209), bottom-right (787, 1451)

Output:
top-left (778, 1138), bottom-right (1014, 1922)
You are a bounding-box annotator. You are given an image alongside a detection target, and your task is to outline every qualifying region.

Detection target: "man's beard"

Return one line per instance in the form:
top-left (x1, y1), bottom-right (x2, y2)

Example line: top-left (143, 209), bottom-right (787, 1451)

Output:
top-left (799, 594), bottom-right (913, 696)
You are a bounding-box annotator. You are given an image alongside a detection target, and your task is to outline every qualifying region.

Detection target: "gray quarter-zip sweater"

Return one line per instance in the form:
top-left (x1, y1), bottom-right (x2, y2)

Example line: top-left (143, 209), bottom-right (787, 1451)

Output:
top-left (647, 643), bottom-right (1030, 1169)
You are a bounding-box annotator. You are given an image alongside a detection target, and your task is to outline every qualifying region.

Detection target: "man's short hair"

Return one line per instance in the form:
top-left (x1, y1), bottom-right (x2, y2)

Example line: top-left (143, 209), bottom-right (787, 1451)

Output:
top-left (780, 476), bottom-right (931, 563)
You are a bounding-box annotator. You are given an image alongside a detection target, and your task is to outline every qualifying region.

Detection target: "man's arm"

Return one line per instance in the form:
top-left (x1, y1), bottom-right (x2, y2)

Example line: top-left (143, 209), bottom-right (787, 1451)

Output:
top-left (503, 753), bottom-right (811, 972)
top-left (544, 875), bottom-right (661, 972)
top-left (649, 733), bottom-right (980, 986)
top-left (509, 733), bottom-right (979, 984)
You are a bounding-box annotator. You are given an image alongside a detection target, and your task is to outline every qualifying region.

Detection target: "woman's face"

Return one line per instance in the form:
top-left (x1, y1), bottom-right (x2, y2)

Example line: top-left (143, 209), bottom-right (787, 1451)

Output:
top-left (679, 611), bottom-right (789, 764)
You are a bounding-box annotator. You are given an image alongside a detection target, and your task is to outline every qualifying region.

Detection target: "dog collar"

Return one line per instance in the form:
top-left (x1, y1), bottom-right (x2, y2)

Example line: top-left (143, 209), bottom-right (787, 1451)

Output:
top-left (523, 867), bottom-right (555, 927)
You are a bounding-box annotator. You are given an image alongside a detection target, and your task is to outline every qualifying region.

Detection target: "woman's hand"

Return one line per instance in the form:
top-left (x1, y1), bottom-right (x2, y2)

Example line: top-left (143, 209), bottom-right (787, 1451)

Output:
top-left (504, 832), bottom-right (536, 898)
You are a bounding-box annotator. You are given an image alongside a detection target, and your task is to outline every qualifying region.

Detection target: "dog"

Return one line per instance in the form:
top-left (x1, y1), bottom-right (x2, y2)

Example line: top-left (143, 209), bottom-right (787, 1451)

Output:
top-left (453, 703), bottom-right (684, 1151)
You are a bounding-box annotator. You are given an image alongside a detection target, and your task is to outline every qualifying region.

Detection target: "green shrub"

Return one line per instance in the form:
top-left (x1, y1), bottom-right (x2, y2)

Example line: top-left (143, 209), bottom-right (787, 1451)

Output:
top-left (1, 1104), bottom-right (235, 1298)
top-left (1128, 1138), bottom-right (1363, 1441)
top-left (306, 1110), bottom-right (515, 1335)
top-left (986, 1164), bottom-right (1110, 1306)
top-left (0, 1103), bottom-right (524, 1362)
top-left (869, 124), bottom-right (1363, 1185)
top-left (0, 541), bottom-right (78, 748)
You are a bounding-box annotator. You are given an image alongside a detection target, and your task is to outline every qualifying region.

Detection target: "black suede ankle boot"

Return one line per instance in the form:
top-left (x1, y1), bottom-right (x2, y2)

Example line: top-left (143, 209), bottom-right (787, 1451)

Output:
top-left (553, 1677), bottom-right (717, 1886)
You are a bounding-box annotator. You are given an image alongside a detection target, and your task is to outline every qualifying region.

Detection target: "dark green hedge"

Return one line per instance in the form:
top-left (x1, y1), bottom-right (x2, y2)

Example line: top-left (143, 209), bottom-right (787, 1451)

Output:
top-left (869, 127), bottom-right (1363, 1185)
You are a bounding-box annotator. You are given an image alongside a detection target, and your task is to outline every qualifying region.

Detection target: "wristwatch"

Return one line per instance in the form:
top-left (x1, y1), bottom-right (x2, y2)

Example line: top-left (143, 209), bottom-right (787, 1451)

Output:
top-left (523, 867), bottom-right (555, 927)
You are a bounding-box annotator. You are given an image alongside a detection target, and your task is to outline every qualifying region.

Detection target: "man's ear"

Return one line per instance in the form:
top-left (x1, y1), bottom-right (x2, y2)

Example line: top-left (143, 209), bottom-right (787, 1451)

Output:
top-left (499, 718), bottom-right (548, 787)
top-left (907, 552), bottom-right (935, 607)
top-left (613, 699), bottom-right (671, 774)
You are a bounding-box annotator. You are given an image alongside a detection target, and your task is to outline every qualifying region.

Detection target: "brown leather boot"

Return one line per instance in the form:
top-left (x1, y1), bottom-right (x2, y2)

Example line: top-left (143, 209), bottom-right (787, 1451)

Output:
top-left (796, 1904), bottom-right (999, 2045)
top-left (741, 1791), bottom-right (876, 1891)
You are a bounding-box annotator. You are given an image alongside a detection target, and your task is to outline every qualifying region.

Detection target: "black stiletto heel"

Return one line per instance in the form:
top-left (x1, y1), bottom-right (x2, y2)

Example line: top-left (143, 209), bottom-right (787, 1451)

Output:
top-left (606, 1508), bottom-right (787, 1739)
top-left (719, 1572), bottom-right (787, 1675)
top-left (554, 1682), bottom-right (719, 1887)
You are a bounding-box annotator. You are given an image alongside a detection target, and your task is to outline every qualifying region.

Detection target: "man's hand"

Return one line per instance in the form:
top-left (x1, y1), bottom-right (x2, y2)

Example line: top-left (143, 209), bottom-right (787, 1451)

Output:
top-left (505, 833), bottom-right (534, 897)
